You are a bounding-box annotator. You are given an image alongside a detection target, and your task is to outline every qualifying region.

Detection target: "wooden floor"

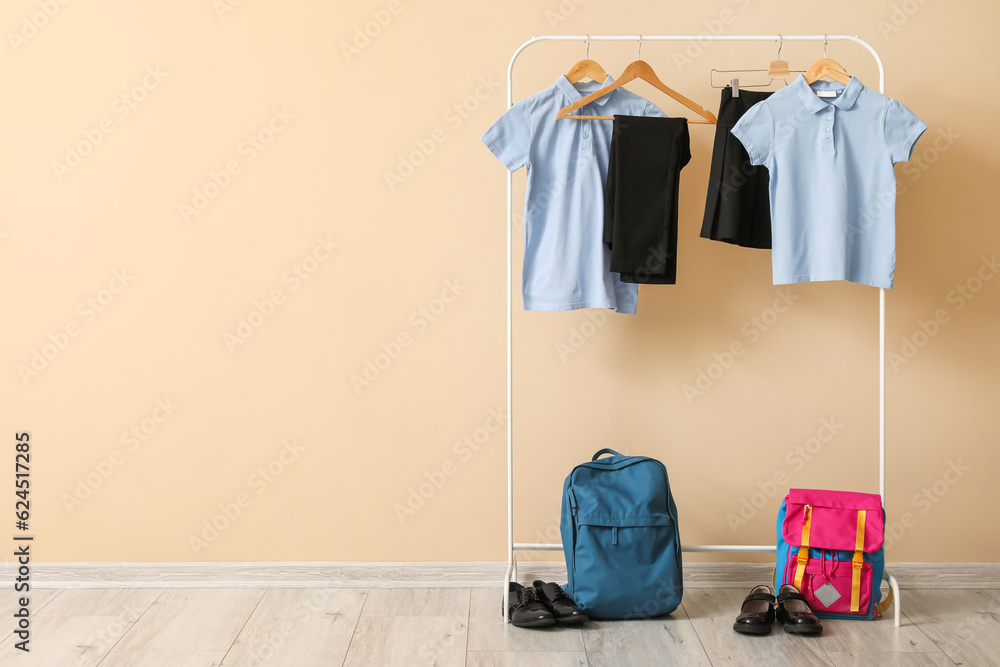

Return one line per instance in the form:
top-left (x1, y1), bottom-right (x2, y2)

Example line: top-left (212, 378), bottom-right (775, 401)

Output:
top-left (1, 587), bottom-right (998, 666)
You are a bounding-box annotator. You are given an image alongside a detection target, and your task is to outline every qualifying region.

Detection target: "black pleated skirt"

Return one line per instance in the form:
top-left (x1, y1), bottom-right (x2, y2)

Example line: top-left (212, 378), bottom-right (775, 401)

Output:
top-left (701, 87), bottom-right (773, 249)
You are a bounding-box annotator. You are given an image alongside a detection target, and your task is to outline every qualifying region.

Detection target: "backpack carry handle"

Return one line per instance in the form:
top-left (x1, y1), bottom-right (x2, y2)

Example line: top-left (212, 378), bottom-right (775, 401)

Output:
top-left (592, 448), bottom-right (624, 461)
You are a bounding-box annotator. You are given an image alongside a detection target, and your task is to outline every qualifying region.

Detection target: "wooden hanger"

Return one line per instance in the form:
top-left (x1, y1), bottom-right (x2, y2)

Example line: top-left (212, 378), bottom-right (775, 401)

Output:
top-left (566, 35), bottom-right (608, 84)
top-left (556, 57), bottom-right (717, 124)
top-left (566, 59), bottom-right (607, 84)
top-left (804, 36), bottom-right (851, 85)
top-left (767, 35), bottom-right (792, 79)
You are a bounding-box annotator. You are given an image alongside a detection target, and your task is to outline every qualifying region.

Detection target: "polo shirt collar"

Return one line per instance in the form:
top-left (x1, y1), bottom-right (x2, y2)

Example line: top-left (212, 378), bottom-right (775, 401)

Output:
top-left (793, 74), bottom-right (863, 113)
top-left (556, 74), bottom-right (616, 107)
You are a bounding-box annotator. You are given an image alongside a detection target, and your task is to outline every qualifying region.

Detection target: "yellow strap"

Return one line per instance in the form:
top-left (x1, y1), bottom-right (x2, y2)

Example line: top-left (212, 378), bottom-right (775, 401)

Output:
top-left (851, 509), bottom-right (866, 612)
top-left (793, 505), bottom-right (812, 590)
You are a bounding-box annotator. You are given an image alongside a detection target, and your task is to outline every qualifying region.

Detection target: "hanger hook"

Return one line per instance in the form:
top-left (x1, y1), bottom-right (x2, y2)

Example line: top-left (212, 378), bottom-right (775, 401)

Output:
top-left (824, 34), bottom-right (828, 58)
top-left (637, 35), bottom-right (642, 61)
top-left (585, 34), bottom-right (590, 60)
top-left (776, 34), bottom-right (782, 59)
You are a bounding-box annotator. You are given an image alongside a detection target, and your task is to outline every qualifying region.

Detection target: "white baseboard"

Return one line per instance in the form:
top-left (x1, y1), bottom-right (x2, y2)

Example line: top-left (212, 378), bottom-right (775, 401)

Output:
top-left (2, 561), bottom-right (998, 589)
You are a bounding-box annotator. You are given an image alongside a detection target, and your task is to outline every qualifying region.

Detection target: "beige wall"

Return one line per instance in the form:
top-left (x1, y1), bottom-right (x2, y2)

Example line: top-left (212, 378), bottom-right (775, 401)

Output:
top-left (2, 0), bottom-right (997, 565)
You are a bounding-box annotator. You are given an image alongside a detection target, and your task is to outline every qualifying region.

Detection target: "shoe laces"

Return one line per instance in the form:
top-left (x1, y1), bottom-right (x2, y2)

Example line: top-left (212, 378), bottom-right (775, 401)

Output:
top-left (547, 584), bottom-right (569, 600)
top-left (520, 587), bottom-right (541, 604)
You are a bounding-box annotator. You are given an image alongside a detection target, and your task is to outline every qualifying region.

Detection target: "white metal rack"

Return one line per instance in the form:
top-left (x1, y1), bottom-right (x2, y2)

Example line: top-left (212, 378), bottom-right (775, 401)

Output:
top-left (502, 34), bottom-right (902, 627)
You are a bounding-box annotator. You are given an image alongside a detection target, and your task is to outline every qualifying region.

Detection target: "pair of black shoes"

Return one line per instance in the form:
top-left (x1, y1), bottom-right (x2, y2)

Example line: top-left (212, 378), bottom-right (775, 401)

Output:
top-left (733, 584), bottom-right (823, 635)
top-left (505, 581), bottom-right (589, 628)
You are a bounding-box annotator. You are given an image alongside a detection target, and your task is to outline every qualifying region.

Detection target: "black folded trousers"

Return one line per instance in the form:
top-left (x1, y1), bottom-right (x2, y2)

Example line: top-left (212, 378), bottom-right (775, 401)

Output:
top-left (604, 115), bottom-right (691, 284)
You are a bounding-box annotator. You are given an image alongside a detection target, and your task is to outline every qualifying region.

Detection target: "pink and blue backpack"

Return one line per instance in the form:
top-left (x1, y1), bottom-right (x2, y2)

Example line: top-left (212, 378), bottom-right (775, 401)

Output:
top-left (775, 488), bottom-right (893, 620)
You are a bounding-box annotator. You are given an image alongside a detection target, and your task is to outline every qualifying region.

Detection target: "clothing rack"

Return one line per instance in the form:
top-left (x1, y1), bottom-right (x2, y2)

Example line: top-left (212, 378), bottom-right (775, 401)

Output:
top-left (502, 34), bottom-right (902, 627)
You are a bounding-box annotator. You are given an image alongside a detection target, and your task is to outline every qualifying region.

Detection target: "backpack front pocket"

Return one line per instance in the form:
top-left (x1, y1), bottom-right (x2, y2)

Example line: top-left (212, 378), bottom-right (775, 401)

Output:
top-left (783, 551), bottom-right (872, 616)
top-left (572, 515), bottom-right (680, 619)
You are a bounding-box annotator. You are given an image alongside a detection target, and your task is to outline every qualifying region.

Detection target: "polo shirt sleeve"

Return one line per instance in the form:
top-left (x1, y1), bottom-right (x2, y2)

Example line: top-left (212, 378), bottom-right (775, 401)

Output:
top-left (883, 99), bottom-right (927, 164)
top-left (730, 100), bottom-right (774, 166)
top-left (481, 98), bottom-right (533, 172)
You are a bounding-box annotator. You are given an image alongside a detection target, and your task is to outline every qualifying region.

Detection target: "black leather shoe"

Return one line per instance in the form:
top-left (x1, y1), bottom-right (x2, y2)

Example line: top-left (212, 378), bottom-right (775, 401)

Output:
top-left (776, 584), bottom-right (823, 635)
top-left (733, 585), bottom-right (776, 635)
top-left (504, 582), bottom-right (555, 628)
top-left (532, 580), bottom-right (589, 624)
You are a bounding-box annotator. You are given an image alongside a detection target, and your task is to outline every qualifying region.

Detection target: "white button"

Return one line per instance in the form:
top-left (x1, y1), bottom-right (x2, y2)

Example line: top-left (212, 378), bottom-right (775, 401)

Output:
top-left (583, 133), bottom-right (589, 138)
top-left (827, 128), bottom-right (831, 132)
top-left (827, 105), bottom-right (832, 110)
top-left (826, 116), bottom-right (832, 120)
top-left (827, 138), bottom-right (832, 142)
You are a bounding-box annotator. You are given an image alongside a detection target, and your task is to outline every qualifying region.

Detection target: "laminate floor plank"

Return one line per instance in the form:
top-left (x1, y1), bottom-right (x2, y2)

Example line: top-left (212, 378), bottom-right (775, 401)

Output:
top-left (221, 588), bottom-right (366, 666)
top-left (4, 583), bottom-right (996, 666)
top-left (98, 650), bottom-right (227, 666)
top-left (361, 587), bottom-right (469, 617)
top-left (467, 588), bottom-right (584, 652)
top-left (0, 588), bottom-right (160, 666)
top-left (581, 605), bottom-right (712, 667)
top-left (343, 615), bottom-right (468, 667)
top-left (901, 590), bottom-right (1000, 667)
top-left (465, 651), bottom-right (589, 666)
top-left (675, 589), bottom-right (829, 667)
top-left (110, 588), bottom-right (265, 653)
top-left (825, 652), bottom-right (956, 666)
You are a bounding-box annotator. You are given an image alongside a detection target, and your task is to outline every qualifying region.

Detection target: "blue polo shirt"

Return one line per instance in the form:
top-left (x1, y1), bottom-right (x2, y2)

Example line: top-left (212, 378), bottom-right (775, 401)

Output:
top-left (732, 75), bottom-right (927, 288)
top-left (482, 76), bottom-right (665, 313)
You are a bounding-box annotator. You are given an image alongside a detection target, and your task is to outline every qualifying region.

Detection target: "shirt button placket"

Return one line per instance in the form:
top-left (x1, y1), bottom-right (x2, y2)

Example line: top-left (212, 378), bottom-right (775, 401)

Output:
top-left (825, 106), bottom-right (834, 151)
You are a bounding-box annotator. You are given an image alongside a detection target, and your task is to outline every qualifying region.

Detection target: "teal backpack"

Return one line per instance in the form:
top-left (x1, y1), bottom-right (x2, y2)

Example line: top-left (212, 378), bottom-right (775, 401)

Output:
top-left (560, 448), bottom-right (682, 619)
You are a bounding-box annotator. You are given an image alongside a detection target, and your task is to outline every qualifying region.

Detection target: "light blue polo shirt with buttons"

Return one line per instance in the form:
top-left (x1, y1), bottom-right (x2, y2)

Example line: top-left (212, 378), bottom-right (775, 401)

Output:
top-left (732, 75), bottom-right (927, 288)
top-left (482, 76), bottom-right (665, 313)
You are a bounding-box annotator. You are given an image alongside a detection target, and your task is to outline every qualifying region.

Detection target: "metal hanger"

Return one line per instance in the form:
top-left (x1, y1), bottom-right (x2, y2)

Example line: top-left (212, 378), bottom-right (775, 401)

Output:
top-left (709, 35), bottom-right (803, 96)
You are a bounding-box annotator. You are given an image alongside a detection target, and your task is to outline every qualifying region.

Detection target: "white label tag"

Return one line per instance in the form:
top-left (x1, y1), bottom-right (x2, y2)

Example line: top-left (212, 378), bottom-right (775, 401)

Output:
top-left (816, 91), bottom-right (838, 98)
top-left (814, 582), bottom-right (842, 607)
